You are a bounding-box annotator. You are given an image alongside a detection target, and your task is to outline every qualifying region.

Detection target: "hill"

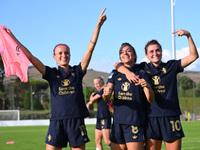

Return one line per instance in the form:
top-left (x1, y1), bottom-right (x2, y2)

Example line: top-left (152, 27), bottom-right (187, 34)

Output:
top-left (3, 66), bottom-right (110, 88)
top-left (3, 66), bottom-right (200, 87)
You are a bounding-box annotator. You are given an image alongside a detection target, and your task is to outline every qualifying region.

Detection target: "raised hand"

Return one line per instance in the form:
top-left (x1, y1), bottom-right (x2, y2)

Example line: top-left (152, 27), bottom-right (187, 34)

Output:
top-left (173, 29), bottom-right (191, 37)
top-left (98, 8), bottom-right (107, 27)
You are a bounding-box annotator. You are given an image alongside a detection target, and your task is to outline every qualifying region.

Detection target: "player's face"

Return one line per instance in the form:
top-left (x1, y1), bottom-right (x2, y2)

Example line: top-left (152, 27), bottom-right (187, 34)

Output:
top-left (94, 79), bottom-right (103, 90)
top-left (145, 44), bottom-right (162, 67)
top-left (53, 45), bottom-right (70, 67)
top-left (120, 45), bottom-right (136, 67)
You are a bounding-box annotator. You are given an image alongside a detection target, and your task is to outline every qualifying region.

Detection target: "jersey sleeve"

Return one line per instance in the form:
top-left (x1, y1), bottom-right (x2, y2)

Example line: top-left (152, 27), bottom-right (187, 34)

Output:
top-left (96, 88), bottom-right (104, 97)
top-left (107, 70), bottom-right (116, 84)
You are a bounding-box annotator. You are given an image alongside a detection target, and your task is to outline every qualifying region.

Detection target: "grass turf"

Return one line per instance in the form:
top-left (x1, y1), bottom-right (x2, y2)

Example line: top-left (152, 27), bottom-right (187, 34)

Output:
top-left (0, 121), bottom-right (200, 150)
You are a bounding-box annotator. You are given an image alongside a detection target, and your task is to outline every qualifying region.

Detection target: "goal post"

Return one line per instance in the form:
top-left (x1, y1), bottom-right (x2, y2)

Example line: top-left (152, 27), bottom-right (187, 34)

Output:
top-left (0, 110), bottom-right (20, 121)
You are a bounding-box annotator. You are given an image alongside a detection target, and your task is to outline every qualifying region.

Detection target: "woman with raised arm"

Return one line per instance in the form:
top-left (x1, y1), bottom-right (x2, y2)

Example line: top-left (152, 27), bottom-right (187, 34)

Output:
top-left (4, 8), bottom-right (107, 150)
top-left (114, 29), bottom-right (199, 150)
top-left (103, 43), bottom-right (154, 150)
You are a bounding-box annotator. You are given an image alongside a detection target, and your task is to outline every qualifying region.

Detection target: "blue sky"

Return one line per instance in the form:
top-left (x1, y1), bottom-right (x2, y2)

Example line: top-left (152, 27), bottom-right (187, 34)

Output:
top-left (1, 0), bottom-right (200, 73)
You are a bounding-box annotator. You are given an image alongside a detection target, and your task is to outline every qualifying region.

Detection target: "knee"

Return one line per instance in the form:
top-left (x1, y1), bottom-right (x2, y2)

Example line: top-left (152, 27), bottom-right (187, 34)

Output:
top-left (95, 138), bottom-right (102, 145)
top-left (104, 139), bottom-right (111, 146)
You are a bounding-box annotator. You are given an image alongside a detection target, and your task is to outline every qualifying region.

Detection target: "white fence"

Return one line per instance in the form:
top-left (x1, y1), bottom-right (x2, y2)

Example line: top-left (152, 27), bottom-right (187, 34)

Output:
top-left (0, 118), bottom-right (97, 127)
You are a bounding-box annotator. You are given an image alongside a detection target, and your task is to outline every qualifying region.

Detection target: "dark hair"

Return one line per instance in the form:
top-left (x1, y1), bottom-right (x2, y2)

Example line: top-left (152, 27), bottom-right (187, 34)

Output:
top-left (119, 42), bottom-right (137, 62)
top-left (53, 44), bottom-right (70, 55)
top-left (145, 40), bottom-right (162, 54)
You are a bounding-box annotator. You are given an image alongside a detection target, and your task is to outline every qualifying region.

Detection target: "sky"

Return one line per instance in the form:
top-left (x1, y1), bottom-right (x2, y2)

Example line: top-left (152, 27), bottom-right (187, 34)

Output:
top-left (1, 0), bottom-right (200, 73)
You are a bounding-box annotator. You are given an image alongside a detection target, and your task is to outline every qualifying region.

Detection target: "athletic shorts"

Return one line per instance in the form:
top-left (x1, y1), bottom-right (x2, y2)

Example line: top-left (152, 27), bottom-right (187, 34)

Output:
top-left (96, 118), bottom-right (111, 130)
top-left (110, 122), bottom-right (144, 144)
top-left (45, 118), bottom-right (90, 148)
top-left (145, 116), bottom-right (185, 141)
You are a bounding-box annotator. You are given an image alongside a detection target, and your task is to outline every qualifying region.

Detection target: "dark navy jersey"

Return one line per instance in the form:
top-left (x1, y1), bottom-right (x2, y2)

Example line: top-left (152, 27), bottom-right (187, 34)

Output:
top-left (96, 89), bottom-right (111, 119)
top-left (43, 63), bottom-right (90, 120)
top-left (140, 60), bottom-right (183, 117)
top-left (107, 65), bottom-right (151, 126)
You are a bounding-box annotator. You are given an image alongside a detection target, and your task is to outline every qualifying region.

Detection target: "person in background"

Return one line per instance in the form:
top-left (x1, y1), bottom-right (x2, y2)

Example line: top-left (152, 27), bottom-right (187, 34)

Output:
top-left (114, 29), bottom-right (199, 150)
top-left (103, 43), bottom-right (154, 150)
top-left (86, 77), bottom-right (112, 150)
top-left (5, 8), bottom-right (107, 150)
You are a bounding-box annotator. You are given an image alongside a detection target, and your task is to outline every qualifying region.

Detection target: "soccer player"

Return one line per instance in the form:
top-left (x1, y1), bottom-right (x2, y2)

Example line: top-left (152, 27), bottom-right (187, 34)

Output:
top-left (114, 29), bottom-right (199, 150)
top-left (103, 43), bottom-right (154, 150)
top-left (4, 8), bottom-right (107, 150)
top-left (86, 77), bottom-right (112, 150)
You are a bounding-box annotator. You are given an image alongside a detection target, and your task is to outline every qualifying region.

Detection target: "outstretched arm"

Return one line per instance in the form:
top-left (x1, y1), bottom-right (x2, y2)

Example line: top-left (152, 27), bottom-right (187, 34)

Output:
top-left (114, 62), bottom-right (139, 83)
top-left (81, 8), bottom-right (107, 72)
top-left (173, 29), bottom-right (199, 68)
top-left (3, 28), bottom-right (46, 75)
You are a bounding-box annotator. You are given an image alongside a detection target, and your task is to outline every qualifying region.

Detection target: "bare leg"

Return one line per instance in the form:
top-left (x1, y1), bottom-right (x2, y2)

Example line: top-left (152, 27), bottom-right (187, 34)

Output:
top-left (126, 141), bottom-right (143, 150)
top-left (165, 139), bottom-right (182, 150)
top-left (46, 144), bottom-right (62, 150)
top-left (71, 144), bottom-right (85, 150)
top-left (102, 128), bottom-right (111, 146)
top-left (111, 142), bottom-right (127, 150)
top-left (95, 129), bottom-right (103, 150)
top-left (146, 138), bottom-right (162, 150)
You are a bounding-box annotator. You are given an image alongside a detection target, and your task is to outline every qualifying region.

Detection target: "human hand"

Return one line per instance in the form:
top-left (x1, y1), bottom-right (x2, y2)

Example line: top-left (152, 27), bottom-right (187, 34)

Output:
top-left (173, 29), bottom-right (191, 37)
top-left (98, 8), bottom-right (107, 27)
top-left (86, 102), bottom-right (91, 110)
top-left (135, 78), bottom-right (149, 88)
top-left (125, 72), bottom-right (139, 84)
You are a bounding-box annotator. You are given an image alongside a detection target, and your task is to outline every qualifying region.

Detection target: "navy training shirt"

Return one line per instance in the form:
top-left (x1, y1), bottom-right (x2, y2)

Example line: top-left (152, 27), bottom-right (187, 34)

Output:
top-left (96, 89), bottom-right (111, 119)
top-left (140, 60), bottom-right (183, 117)
top-left (107, 65), bottom-right (151, 126)
top-left (43, 63), bottom-right (90, 120)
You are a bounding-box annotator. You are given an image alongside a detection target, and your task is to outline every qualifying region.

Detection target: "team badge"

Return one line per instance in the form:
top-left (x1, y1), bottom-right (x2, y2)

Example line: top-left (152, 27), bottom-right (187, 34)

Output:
top-left (56, 75), bottom-right (60, 78)
top-left (121, 82), bottom-right (130, 91)
top-left (132, 135), bottom-right (137, 139)
top-left (118, 78), bottom-right (122, 81)
top-left (152, 76), bottom-right (161, 85)
top-left (162, 67), bottom-right (167, 74)
top-left (61, 79), bottom-right (70, 86)
top-left (48, 134), bottom-right (51, 141)
top-left (71, 72), bottom-right (75, 76)
top-left (101, 119), bottom-right (105, 125)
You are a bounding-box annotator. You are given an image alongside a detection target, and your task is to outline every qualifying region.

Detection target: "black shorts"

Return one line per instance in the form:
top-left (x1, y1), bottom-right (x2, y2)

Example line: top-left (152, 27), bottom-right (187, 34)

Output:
top-left (45, 118), bottom-right (90, 147)
top-left (96, 118), bottom-right (111, 130)
top-left (110, 122), bottom-right (144, 144)
top-left (145, 116), bottom-right (185, 141)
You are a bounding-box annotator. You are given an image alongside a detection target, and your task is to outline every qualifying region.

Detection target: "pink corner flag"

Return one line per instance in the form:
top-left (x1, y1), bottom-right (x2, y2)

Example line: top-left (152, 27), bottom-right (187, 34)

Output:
top-left (0, 25), bottom-right (30, 82)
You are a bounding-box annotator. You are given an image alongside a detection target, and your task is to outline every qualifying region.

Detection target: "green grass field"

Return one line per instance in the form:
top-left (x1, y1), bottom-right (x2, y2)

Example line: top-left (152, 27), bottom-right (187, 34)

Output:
top-left (0, 121), bottom-right (200, 150)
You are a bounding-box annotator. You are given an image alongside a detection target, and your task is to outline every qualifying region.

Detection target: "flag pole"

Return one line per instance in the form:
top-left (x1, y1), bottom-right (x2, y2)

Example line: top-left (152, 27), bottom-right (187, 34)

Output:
top-left (171, 0), bottom-right (176, 59)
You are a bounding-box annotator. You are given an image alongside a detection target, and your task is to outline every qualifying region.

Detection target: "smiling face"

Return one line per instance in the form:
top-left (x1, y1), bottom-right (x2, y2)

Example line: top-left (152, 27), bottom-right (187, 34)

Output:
top-left (145, 44), bottom-right (162, 67)
top-left (93, 78), bottom-right (104, 91)
top-left (53, 45), bottom-right (70, 67)
top-left (119, 45), bottom-right (136, 67)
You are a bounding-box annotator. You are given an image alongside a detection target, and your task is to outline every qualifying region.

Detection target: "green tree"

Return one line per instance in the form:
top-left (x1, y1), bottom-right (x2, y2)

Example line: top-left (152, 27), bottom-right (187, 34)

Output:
top-left (24, 91), bottom-right (30, 109)
top-left (196, 82), bottom-right (200, 97)
top-left (178, 76), bottom-right (193, 90)
top-left (13, 78), bottom-right (49, 109)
